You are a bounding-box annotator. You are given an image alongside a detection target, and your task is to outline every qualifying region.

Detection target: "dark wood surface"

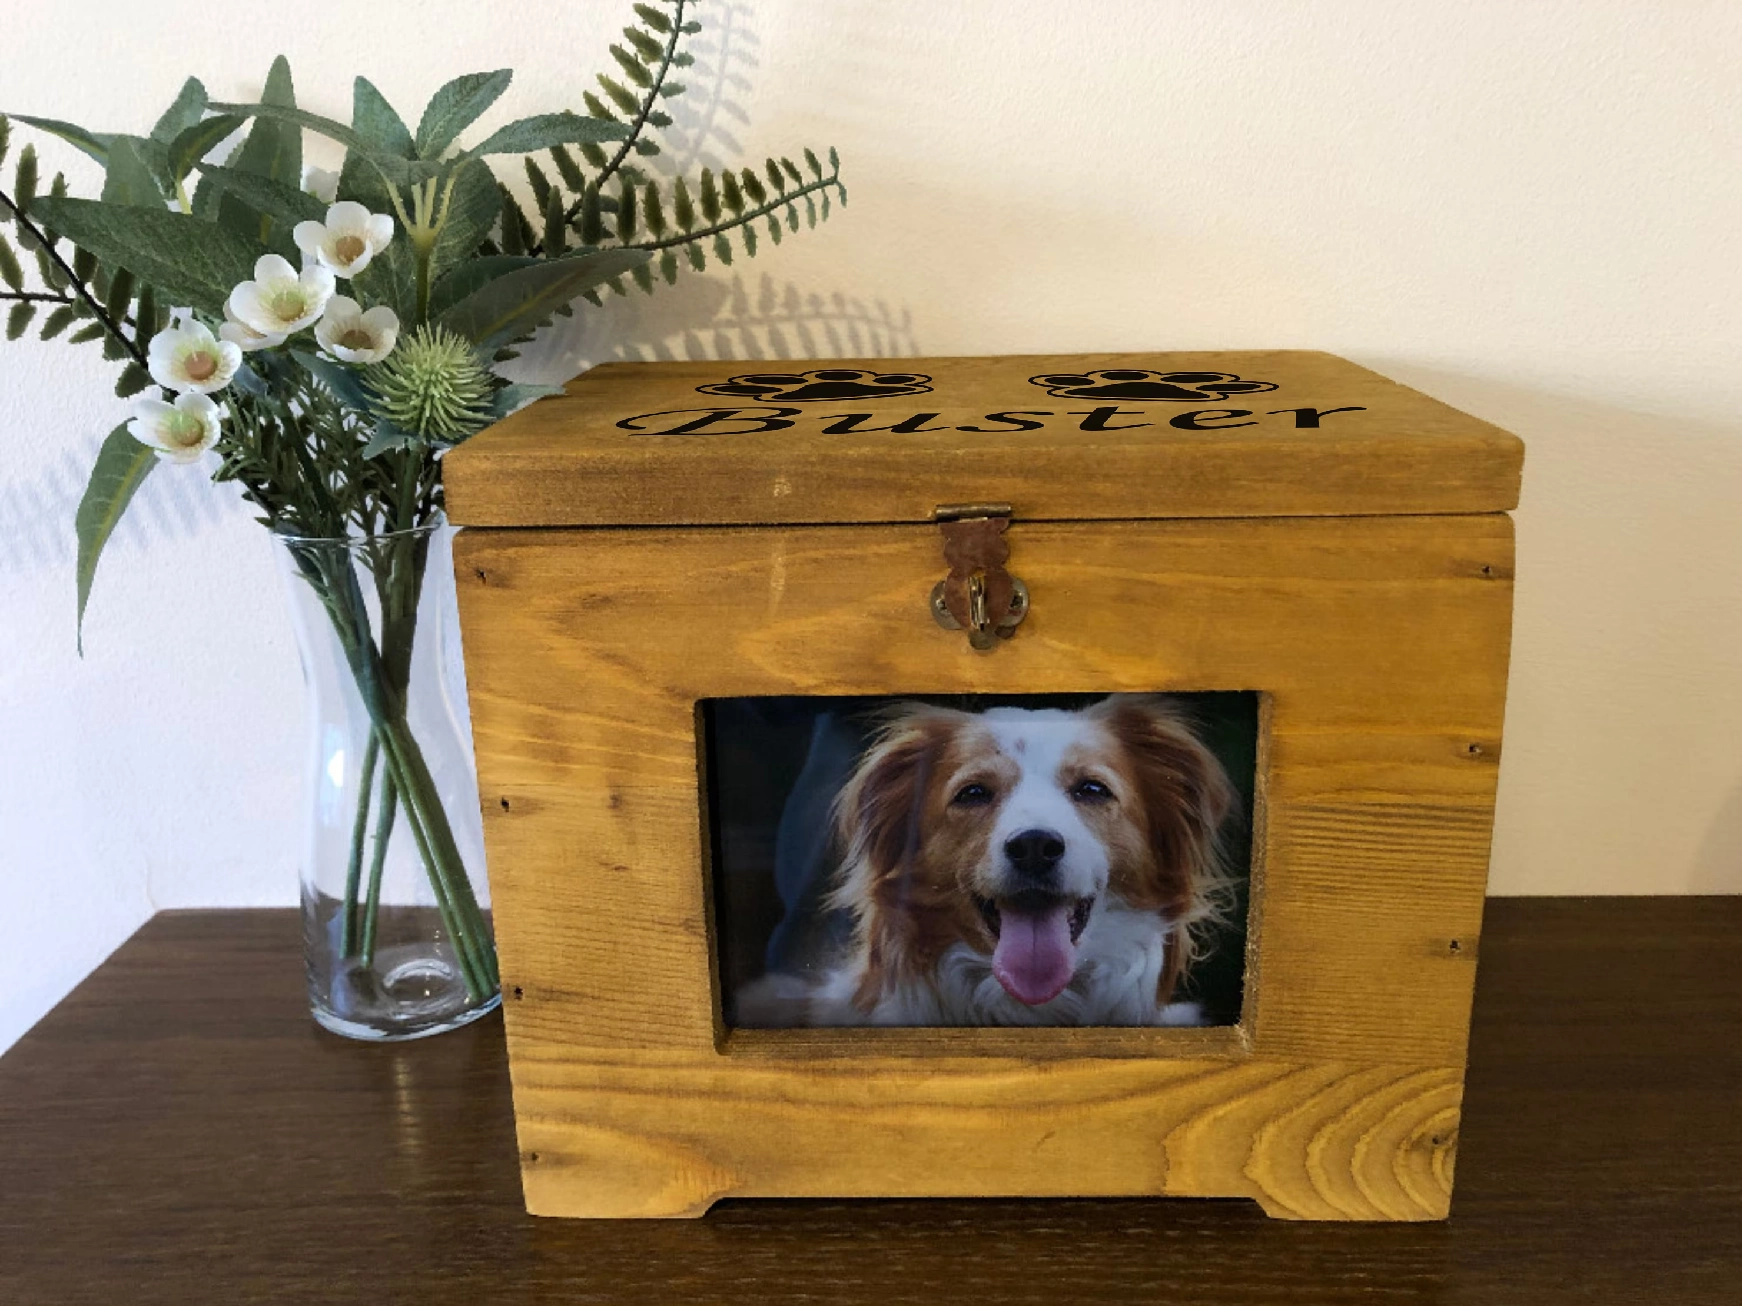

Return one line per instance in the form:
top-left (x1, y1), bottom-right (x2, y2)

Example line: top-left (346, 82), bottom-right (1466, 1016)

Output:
top-left (1, 899), bottom-right (1738, 1304)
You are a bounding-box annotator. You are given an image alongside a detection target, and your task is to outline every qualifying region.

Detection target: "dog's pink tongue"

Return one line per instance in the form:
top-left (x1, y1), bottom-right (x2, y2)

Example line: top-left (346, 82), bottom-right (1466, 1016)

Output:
top-left (992, 902), bottom-right (1075, 1006)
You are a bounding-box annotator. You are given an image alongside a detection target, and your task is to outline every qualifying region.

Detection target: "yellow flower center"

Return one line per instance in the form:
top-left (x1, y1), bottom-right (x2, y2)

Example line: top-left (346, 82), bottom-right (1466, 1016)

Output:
top-left (266, 287), bottom-right (310, 324)
top-left (181, 350), bottom-right (218, 382)
top-left (163, 412), bottom-right (206, 447)
top-left (334, 234), bottom-right (367, 265)
top-left (338, 327), bottom-right (375, 351)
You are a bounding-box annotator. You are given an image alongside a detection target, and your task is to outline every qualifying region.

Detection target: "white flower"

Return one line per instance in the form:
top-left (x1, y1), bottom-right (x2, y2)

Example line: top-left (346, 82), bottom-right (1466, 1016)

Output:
top-left (127, 393), bottom-right (222, 465)
top-left (292, 201), bottom-right (394, 278)
top-left (314, 296), bottom-right (399, 364)
top-left (227, 254), bottom-right (335, 338)
top-left (303, 165), bottom-right (340, 205)
top-left (145, 314), bottom-right (241, 394)
top-left (219, 301), bottom-right (287, 352)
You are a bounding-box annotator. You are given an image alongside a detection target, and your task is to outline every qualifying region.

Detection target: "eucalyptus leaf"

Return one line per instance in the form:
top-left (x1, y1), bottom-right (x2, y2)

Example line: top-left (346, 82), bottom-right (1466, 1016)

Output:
top-left (218, 56), bottom-right (301, 246)
top-left (413, 70), bottom-right (511, 159)
top-left (362, 421), bottom-right (418, 458)
top-left (200, 164), bottom-right (325, 227)
top-left (150, 78), bottom-right (208, 144)
top-left (8, 114), bottom-right (112, 167)
top-left (99, 137), bottom-right (166, 208)
top-left (426, 158), bottom-right (501, 290)
top-left (490, 382), bottom-right (565, 419)
top-left (291, 349), bottom-right (376, 414)
top-left (209, 99), bottom-right (369, 156)
top-left (437, 246), bottom-right (650, 349)
top-left (75, 422), bottom-right (155, 654)
top-left (467, 111), bottom-right (628, 158)
top-left (351, 77), bottom-right (414, 157)
top-left (427, 253), bottom-right (537, 319)
top-left (167, 114), bottom-right (246, 184)
top-left (32, 196), bottom-right (263, 315)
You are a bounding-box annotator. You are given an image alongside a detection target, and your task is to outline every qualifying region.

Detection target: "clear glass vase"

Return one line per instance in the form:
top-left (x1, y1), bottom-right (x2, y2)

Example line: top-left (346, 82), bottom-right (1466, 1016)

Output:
top-left (274, 518), bottom-right (499, 1041)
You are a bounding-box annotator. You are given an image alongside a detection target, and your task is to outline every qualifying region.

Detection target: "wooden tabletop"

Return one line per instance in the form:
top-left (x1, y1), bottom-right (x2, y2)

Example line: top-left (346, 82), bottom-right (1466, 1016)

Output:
top-left (2, 899), bottom-right (1737, 1304)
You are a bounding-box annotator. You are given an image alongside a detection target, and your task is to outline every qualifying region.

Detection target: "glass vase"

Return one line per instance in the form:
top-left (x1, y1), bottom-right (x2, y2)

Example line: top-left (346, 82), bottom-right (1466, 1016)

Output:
top-left (274, 518), bottom-right (499, 1041)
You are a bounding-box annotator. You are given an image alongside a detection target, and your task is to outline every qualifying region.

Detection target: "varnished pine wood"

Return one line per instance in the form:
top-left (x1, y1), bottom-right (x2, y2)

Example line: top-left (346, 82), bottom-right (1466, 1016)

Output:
top-left (3, 902), bottom-right (1739, 1304)
top-left (453, 513), bottom-right (1514, 1219)
top-left (442, 352), bottom-right (1524, 527)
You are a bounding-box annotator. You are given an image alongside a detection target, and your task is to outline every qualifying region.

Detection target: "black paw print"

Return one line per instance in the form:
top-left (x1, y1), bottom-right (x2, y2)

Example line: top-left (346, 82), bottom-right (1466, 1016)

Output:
top-left (696, 369), bottom-right (934, 403)
top-left (1029, 369), bottom-right (1279, 402)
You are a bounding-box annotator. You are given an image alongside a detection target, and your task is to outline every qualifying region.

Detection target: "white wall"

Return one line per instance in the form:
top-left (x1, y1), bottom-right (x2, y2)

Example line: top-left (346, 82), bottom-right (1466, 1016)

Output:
top-left (4, 0), bottom-right (1740, 1052)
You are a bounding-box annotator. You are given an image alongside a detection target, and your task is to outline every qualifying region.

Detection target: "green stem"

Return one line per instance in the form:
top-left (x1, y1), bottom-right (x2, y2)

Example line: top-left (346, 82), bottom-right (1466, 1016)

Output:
top-left (339, 731), bottom-right (381, 957)
top-left (359, 762), bottom-right (397, 966)
top-left (626, 170), bottom-right (842, 253)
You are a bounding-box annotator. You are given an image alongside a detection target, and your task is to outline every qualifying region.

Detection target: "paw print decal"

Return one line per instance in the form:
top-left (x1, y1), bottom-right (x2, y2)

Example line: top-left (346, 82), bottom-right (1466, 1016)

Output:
top-left (1028, 369), bottom-right (1278, 402)
top-left (696, 369), bottom-right (934, 403)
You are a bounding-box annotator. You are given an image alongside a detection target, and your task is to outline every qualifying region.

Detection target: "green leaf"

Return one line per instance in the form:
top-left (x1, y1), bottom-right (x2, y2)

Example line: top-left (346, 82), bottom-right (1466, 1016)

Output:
top-left (6, 302), bottom-right (33, 339)
top-left (14, 143), bottom-right (38, 215)
top-left (610, 45), bottom-right (653, 89)
top-left (218, 57), bottom-right (301, 246)
top-left (0, 233), bottom-right (20, 290)
top-left (659, 249), bottom-right (677, 284)
top-left (209, 99), bottom-right (369, 157)
top-left (0, 116), bottom-right (10, 172)
top-left (624, 27), bottom-right (664, 62)
top-left (468, 112), bottom-right (627, 158)
top-left (32, 197), bottom-right (264, 315)
top-left (596, 75), bottom-right (640, 117)
top-left (75, 422), bottom-right (156, 654)
top-left (414, 70), bottom-right (511, 159)
top-left (616, 176), bottom-right (638, 240)
top-left (150, 78), bottom-right (208, 144)
top-left (427, 158), bottom-right (501, 289)
top-left (40, 304), bottom-right (76, 338)
top-left (490, 382), bottom-right (564, 419)
top-left (712, 232), bottom-right (732, 266)
top-left (102, 267), bottom-right (135, 321)
top-left (634, 3), bottom-right (671, 32)
top-left (429, 253), bottom-right (540, 319)
top-left (643, 182), bottom-right (666, 237)
top-left (549, 143), bottom-right (587, 191)
top-left (630, 261), bottom-right (654, 294)
top-left (579, 183), bottom-right (603, 245)
top-left (362, 420), bottom-right (418, 458)
top-left (741, 221), bottom-right (757, 258)
top-left (741, 167), bottom-right (766, 205)
top-left (673, 175), bottom-right (695, 230)
top-left (166, 115), bottom-right (246, 184)
top-left (68, 321), bottom-right (105, 344)
top-left (542, 187), bottom-right (565, 256)
top-left (721, 169), bottom-right (743, 215)
top-left (291, 349), bottom-right (376, 413)
top-left (99, 137), bottom-right (166, 208)
top-left (803, 148), bottom-right (822, 179)
top-left (685, 241), bottom-right (704, 272)
top-left (114, 362), bottom-right (151, 397)
top-left (201, 163), bottom-right (326, 229)
top-left (9, 115), bottom-right (112, 167)
top-left (351, 77), bottom-right (414, 157)
top-left (438, 246), bottom-right (651, 349)
top-left (699, 168), bottom-right (720, 223)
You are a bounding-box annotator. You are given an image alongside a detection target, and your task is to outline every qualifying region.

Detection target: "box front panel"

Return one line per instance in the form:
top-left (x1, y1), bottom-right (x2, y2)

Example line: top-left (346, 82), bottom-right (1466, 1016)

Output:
top-left (455, 514), bottom-right (1512, 1218)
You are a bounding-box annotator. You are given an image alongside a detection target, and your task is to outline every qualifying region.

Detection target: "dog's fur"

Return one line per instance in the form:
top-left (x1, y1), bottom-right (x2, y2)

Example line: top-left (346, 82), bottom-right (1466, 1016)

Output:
top-left (740, 696), bottom-right (1238, 1027)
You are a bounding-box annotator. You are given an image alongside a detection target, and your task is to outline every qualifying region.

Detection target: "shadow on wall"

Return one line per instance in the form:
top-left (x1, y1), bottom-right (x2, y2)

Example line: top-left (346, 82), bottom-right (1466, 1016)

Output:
top-left (1370, 361), bottom-right (1742, 895)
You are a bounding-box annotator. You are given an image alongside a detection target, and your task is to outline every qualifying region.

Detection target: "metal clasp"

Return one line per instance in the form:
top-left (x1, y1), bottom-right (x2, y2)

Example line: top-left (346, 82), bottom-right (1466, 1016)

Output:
top-left (928, 504), bottom-right (1029, 651)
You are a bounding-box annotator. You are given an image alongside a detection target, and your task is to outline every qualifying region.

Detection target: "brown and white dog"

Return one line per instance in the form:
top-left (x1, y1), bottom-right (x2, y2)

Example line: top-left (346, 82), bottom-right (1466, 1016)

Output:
top-left (755, 695), bottom-right (1238, 1027)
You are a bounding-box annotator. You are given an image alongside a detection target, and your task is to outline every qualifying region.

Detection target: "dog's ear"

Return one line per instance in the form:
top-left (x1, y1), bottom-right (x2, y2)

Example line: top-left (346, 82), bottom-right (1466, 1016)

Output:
top-left (1092, 695), bottom-right (1237, 952)
top-left (829, 706), bottom-right (955, 894)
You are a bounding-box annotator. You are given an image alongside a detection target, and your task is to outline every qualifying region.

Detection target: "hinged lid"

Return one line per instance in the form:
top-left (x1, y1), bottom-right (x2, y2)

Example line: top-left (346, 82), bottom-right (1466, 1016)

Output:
top-left (442, 351), bottom-right (1522, 528)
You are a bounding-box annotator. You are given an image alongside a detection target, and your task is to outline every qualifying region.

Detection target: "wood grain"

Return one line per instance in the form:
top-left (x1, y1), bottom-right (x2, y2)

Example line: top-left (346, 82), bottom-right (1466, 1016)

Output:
top-left (453, 513), bottom-right (1514, 1218)
top-left (442, 351), bottom-right (1525, 527)
top-left (3, 901), bottom-right (1739, 1304)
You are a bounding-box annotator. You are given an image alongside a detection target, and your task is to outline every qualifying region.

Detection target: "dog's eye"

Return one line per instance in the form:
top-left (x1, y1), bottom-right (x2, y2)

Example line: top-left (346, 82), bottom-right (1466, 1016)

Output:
top-left (951, 783), bottom-right (994, 807)
top-left (1071, 778), bottom-right (1114, 802)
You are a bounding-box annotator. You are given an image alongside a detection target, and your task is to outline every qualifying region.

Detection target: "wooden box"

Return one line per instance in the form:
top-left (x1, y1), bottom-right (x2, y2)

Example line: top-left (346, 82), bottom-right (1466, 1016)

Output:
top-left (444, 352), bottom-right (1522, 1221)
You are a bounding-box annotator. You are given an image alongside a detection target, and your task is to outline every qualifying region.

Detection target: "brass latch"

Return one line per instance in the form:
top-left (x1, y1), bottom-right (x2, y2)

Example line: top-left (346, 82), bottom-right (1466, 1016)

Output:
top-left (929, 504), bottom-right (1029, 651)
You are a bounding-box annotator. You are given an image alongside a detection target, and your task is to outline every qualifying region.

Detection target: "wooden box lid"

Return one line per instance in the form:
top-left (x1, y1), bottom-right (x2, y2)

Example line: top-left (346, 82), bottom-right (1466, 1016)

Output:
top-left (442, 351), bottom-right (1522, 528)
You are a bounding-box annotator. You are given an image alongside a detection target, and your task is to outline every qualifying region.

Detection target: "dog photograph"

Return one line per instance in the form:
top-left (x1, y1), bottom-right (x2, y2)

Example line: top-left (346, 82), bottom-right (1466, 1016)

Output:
top-left (705, 692), bottom-right (1258, 1028)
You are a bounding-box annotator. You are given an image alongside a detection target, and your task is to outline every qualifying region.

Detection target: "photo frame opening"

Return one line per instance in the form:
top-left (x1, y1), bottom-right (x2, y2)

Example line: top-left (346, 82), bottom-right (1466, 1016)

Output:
top-left (702, 691), bottom-right (1259, 1030)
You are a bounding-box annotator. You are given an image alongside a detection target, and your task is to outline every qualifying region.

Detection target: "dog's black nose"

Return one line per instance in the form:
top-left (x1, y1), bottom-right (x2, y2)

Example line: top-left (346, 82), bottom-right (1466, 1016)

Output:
top-left (1004, 828), bottom-right (1066, 879)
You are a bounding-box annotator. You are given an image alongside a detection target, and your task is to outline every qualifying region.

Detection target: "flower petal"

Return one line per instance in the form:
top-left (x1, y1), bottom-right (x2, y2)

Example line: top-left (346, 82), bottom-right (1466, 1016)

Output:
top-left (253, 253), bottom-right (296, 284)
top-left (292, 221), bottom-right (326, 256)
top-left (326, 200), bottom-right (370, 231)
top-left (365, 213), bottom-right (395, 251)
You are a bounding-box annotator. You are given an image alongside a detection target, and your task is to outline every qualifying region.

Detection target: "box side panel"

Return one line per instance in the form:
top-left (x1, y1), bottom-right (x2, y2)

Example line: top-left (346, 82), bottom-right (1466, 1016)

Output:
top-left (453, 513), bottom-right (1513, 1218)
